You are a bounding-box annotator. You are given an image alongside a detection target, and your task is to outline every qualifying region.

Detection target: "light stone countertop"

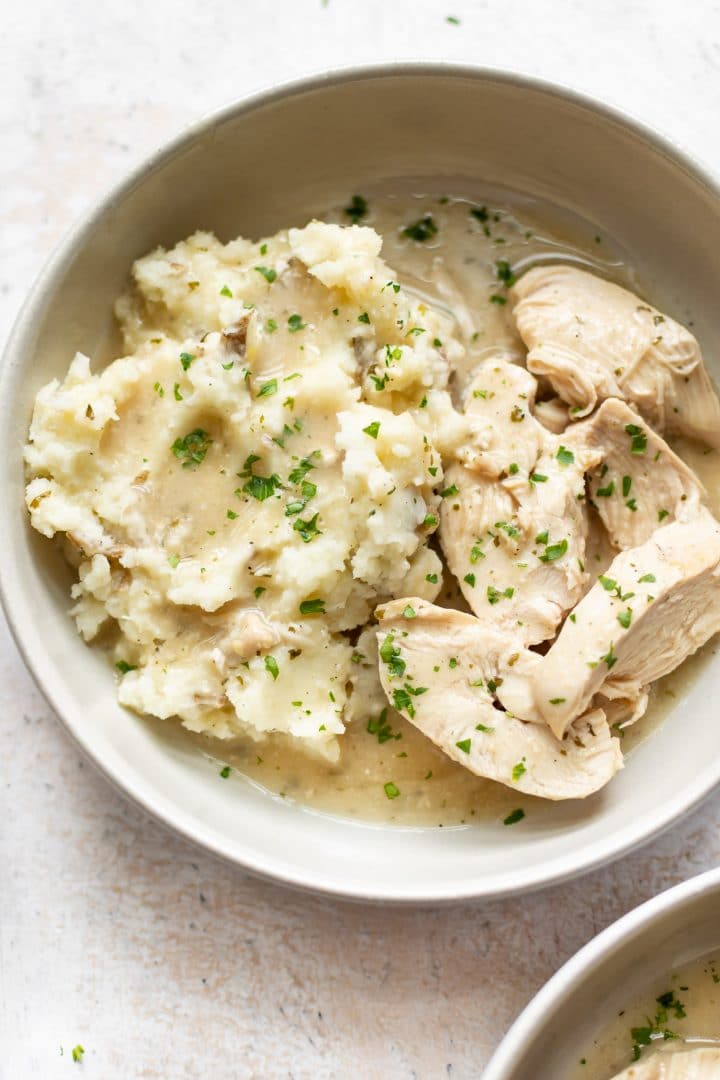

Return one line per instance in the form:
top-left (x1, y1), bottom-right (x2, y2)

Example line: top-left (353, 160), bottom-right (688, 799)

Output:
top-left (3, 2), bottom-right (720, 1076)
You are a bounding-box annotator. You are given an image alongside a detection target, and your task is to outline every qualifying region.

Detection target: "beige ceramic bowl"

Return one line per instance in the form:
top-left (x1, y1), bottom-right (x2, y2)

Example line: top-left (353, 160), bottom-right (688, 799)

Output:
top-left (484, 867), bottom-right (720, 1078)
top-left (3, 65), bottom-right (720, 902)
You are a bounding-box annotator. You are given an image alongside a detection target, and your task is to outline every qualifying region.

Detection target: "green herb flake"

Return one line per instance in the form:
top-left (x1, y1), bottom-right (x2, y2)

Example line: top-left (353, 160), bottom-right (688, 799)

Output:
top-left (384, 781), bottom-right (400, 800)
top-left (622, 475), bottom-right (632, 497)
top-left (288, 313), bottom-right (306, 333)
top-left (71, 1045), bottom-right (85, 1063)
top-left (425, 573), bottom-right (439, 584)
top-left (529, 472), bottom-right (548, 484)
top-left (257, 378), bottom-right (278, 398)
top-left (549, 697), bottom-right (566, 705)
top-left (440, 484), bottom-right (459, 497)
top-left (254, 266), bottom-right (277, 284)
top-left (463, 573), bottom-right (476, 587)
top-left (173, 382), bottom-right (183, 401)
top-left (489, 294), bottom-right (507, 305)
top-left (658, 508), bottom-right (670, 522)
top-left (512, 759), bottom-right (527, 782)
top-left (639, 573), bottom-right (656, 583)
top-left (504, 808), bottom-right (525, 826)
top-left (358, 311), bottom-right (371, 324)
top-left (363, 421), bottom-right (381, 439)
top-left (115, 660), bottom-right (137, 674)
top-left (495, 259), bottom-right (517, 287)
top-left (402, 605), bottom-right (416, 619)
top-left (625, 423), bottom-right (648, 455)
top-left (264, 655), bottom-right (280, 680)
top-left (508, 462), bottom-right (519, 475)
top-left (402, 216), bottom-right (438, 242)
top-left (596, 480), bottom-right (615, 497)
top-left (618, 608), bottom-right (633, 629)
top-left (556, 445), bottom-right (575, 466)
top-left (171, 428), bottom-right (212, 468)
top-left (476, 722), bottom-right (494, 733)
top-left (179, 351), bottom-right (196, 371)
top-left (539, 538), bottom-right (568, 563)
top-left (456, 738), bottom-right (472, 754)
top-left (299, 598), bottom-right (326, 616)
top-left (345, 194), bottom-right (368, 223)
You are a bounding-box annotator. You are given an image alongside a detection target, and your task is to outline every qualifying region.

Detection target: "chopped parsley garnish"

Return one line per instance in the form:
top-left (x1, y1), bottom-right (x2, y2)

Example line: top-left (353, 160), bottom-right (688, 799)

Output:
top-left (625, 423), bottom-right (648, 454)
top-left (510, 405), bottom-right (525, 422)
top-left (293, 513), bottom-right (322, 543)
top-left (171, 428), bottom-right (212, 468)
top-left (257, 378), bottom-right (278, 397)
top-left (264, 655), bottom-right (280, 680)
top-left (71, 1045), bottom-right (85, 1063)
top-left (220, 284), bottom-right (233, 297)
top-left (535, 530), bottom-right (549, 545)
top-left (508, 463), bottom-right (519, 475)
top-left (219, 765), bottom-right (231, 778)
top-left (456, 738), bottom-right (472, 754)
top-left (639, 573), bottom-right (656, 583)
top-left (549, 697), bottom-right (566, 705)
top-left (602, 643), bottom-right (618, 669)
top-left (658, 508), bottom-right (669, 522)
top-left (254, 586), bottom-right (266, 598)
top-left (489, 294), bottom-right (507, 305)
top-left (539, 538), bottom-right (568, 563)
top-left (368, 709), bottom-right (401, 744)
top-left (475, 723), bottom-right (494, 733)
top-left (596, 480), bottom-right (615, 497)
top-left (495, 259), bottom-right (517, 287)
top-left (599, 575), bottom-right (617, 592)
top-left (288, 313), bottom-right (306, 332)
top-left (622, 475), bottom-right (632, 497)
top-left (115, 660), bottom-right (136, 674)
top-left (470, 542), bottom-right (485, 562)
top-left (400, 605), bottom-right (416, 620)
top-left (254, 266), bottom-right (277, 283)
top-left (392, 688), bottom-right (416, 718)
top-left (556, 445), bottom-right (575, 466)
top-left (495, 520), bottom-right (520, 538)
top-left (299, 598), bottom-right (325, 615)
top-left (384, 781), bottom-right (400, 800)
top-left (344, 194), bottom-right (368, 223)
top-left (487, 585), bottom-right (514, 605)
top-left (446, 14), bottom-right (461, 24)
top-left (529, 472), bottom-right (548, 484)
top-left (167, 554), bottom-right (180, 569)
top-left (288, 457), bottom-right (316, 484)
top-left (618, 608), bottom-right (633, 629)
top-left (440, 484), bottom-right (459, 497)
top-left (179, 351), bottom-right (196, 371)
top-left (266, 318), bottom-right (278, 333)
top-left (423, 513), bottom-right (438, 527)
top-left (379, 634), bottom-right (406, 678)
top-left (173, 382), bottom-right (183, 401)
top-left (358, 311), bottom-right (371, 324)
top-left (512, 759), bottom-right (527, 782)
top-left (425, 573), bottom-right (439, 584)
top-left (363, 421), bottom-right (381, 439)
top-left (242, 472), bottom-right (282, 501)
top-left (504, 808), bottom-right (525, 826)
top-left (464, 573), bottom-right (476, 587)
top-left (402, 215), bottom-right (438, 242)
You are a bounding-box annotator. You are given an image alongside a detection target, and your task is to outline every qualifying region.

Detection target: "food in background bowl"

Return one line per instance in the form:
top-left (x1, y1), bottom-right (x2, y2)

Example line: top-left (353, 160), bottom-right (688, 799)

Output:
top-left (575, 951), bottom-right (720, 1078)
top-left (23, 192), bottom-right (720, 821)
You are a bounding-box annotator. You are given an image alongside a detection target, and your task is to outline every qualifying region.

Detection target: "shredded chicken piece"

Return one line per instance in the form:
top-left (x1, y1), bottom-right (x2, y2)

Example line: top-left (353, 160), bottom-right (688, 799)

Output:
top-left (511, 264), bottom-right (720, 446)
top-left (375, 598), bottom-right (622, 800)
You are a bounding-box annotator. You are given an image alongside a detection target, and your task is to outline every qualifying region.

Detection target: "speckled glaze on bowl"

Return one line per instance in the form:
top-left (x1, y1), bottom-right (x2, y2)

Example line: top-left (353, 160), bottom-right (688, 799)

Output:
top-left (4, 64), bottom-right (720, 903)
top-left (484, 867), bottom-right (720, 1078)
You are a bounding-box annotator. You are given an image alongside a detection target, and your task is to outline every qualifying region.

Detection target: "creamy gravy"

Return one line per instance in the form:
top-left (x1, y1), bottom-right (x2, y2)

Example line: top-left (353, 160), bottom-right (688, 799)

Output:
top-left (572, 951), bottom-right (720, 1078)
top-left (160, 193), bottom-right (720, 827)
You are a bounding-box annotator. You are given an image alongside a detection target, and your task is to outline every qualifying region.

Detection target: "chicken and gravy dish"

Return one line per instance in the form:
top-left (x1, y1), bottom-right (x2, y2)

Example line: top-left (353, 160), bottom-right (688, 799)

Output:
top-left (24, 195), bottom-right (720, 823)
top-left (573, 952), bottom-right (720, 1079)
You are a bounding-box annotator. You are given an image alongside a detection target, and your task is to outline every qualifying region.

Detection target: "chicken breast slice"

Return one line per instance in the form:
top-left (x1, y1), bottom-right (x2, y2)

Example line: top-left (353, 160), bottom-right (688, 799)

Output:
top-left (510, 265), bottom-right (720, 446)
top-left (569, 398), bottom-right (705, 550)
top-left (441, 359), bottom-right (590, 645)
top-left (375, 599), bottom-right (623, 800)
top-left (609, 1048), bottom-right (720, 1080)
top-left (531, 510), bottom-right (720, 737)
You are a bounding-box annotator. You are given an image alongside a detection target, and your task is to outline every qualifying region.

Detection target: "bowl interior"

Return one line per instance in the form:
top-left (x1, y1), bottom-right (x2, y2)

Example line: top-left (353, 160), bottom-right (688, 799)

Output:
top-left (484, 870), bottom-right (720, 1078)
top-left (5, 68), bottom-right (720, 901)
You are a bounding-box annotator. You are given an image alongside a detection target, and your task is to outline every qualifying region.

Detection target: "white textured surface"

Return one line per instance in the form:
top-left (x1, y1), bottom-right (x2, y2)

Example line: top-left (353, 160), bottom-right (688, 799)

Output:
top-left (3, 2), bottom-right (720, 1076)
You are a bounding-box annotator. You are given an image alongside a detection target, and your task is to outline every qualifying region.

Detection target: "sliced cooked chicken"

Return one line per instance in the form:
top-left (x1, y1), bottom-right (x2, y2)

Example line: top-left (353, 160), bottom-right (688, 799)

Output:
top-left (510, 265), bottom-right (720, 447)
top-left (610, 1047), bottom-right (720, 1079)
top-left (441, 358), bottom-right (590, 645)
top-left (375, 599), bottom-right (623, 800)
top-left (531, 510), bottom-right (720, 737)
top-left (571, 398), bottom-right (705, 550)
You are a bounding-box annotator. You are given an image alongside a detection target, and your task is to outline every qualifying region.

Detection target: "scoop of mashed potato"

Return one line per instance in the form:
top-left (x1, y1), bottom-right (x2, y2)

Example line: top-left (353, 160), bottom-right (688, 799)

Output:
top-left (25, 221), bottom-right (471, 759)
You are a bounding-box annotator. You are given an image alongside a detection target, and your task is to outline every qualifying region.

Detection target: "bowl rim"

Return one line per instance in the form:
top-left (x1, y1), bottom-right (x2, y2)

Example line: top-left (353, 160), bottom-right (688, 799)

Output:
top-left (483, 865), bottom-right (720, 1077)
top-left (5, 61), bottom-right (720, 904)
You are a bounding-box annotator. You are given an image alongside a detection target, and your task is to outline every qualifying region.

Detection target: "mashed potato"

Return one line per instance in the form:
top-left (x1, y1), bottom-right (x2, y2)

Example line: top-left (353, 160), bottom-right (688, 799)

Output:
top-left (25, 221), bottom-right (472, 759)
